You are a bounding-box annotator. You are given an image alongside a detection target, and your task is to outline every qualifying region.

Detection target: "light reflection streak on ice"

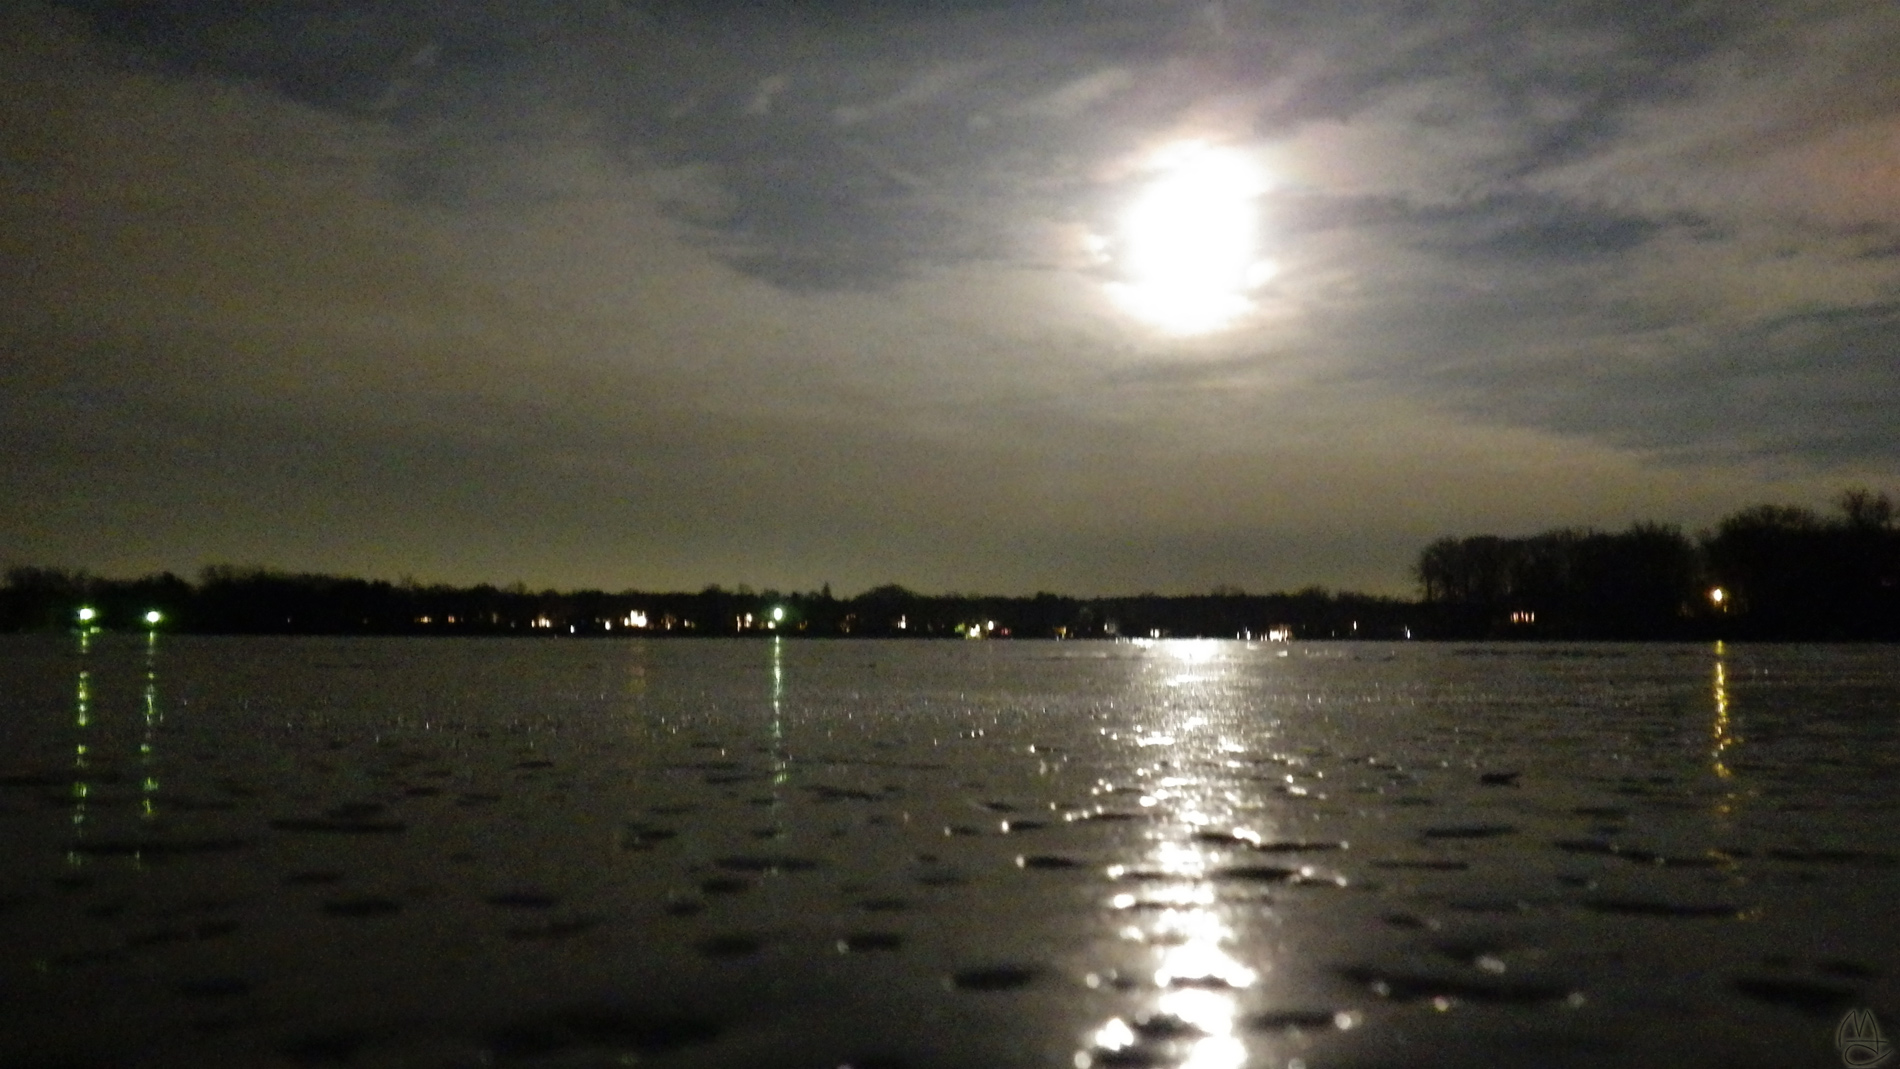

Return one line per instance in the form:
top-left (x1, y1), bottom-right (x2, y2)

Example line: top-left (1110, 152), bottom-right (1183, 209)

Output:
top-left (1710, 641), bottom-right (1747, 821)
top-left (70, 633), bottom-right (91, 853)
top-left (769, 637), bottom-right (789, 846)
top-left (141, 633), bottom-right (161, 820)
top-left (1710, 643), bottom-right (1734, 781)
top-left (1079, 640), bottom-right (1256, 1069)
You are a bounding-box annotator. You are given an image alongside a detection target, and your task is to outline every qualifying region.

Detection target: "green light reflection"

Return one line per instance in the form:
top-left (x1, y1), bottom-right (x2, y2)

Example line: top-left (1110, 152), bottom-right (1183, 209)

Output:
top-left (69, 631), bottom-right (92, 858)
top-left (771, 636), bottom-right (787, 788)
top-left (141, 629), bottom-right (162, 819)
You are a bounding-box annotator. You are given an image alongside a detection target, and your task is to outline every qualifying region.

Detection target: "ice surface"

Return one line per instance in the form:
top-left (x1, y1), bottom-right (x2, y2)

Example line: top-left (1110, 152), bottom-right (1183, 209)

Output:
top-left (0, 635), bottom-right (1895, 1067)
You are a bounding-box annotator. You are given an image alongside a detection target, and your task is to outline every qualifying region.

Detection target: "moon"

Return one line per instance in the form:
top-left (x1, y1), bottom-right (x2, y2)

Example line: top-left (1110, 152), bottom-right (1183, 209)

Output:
top-left (1109, 142), bottom-right (1275, 336)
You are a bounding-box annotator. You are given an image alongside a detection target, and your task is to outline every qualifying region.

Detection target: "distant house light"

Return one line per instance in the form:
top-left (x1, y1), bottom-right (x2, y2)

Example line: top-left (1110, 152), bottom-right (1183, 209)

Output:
top-left (77, 607), bottom-right (97, 623)
top-left (1510, 610), bottom-right (1536, 625)
top-left (143, 610), bottom-right (162, 626)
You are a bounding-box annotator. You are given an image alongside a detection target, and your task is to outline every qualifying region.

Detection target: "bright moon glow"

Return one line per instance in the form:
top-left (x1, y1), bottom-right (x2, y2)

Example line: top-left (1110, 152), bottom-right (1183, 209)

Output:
top-left (1110, 142), bottom-right (1274, 335)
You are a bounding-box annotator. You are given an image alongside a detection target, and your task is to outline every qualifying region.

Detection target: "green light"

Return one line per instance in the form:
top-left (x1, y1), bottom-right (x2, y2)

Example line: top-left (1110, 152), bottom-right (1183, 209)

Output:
top-left (76, 607), bottom-right (96, 623)
top-left (771, 606), bottom-right (785, 623)
top-left (143, 610), bottom-right (163, 626)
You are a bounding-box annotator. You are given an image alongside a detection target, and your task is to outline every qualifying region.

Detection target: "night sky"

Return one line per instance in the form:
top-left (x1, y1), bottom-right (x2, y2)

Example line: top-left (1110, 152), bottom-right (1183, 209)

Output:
top-left (4, 1), bottom-right (1896, 596)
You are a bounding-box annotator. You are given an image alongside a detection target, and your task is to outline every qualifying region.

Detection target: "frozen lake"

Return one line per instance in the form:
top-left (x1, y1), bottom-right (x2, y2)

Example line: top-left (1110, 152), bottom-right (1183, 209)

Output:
top-left (1, 635), bottom-right (1896, 1068)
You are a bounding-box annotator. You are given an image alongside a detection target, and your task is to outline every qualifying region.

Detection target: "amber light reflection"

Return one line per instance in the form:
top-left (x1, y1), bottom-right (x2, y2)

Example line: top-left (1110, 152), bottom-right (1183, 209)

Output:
top-left (1078, 639), bottom-right (1266, 1069)
top-left (1709, 641), bottom-right (1750, 824)
top-left (1711, 642), bottom-right (1737, 781)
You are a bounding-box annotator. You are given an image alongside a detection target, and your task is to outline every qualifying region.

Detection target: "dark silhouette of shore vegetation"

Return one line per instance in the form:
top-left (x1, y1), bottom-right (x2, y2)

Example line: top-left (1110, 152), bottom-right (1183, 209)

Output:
top-left (6, 491), bottom-right (1893, 641)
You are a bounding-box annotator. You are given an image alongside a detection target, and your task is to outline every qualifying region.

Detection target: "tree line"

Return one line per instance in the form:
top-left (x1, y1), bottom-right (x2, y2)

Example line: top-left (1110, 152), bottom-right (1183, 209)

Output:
top-left (0, 566), bottom-right (1412, 640)
top-left (1416, 489), bottom-right (1898, 639)
top-left (4, 490), bottom-right (1892, 641)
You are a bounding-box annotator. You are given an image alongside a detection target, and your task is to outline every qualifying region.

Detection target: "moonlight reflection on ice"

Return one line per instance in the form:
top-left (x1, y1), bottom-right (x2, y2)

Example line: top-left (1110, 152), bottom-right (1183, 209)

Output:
top-left (1079, 641), bottom-right (1259, 1069)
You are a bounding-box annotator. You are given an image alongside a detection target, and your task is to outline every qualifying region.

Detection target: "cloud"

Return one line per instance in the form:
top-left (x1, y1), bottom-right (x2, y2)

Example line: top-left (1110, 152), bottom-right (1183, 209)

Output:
top-left (41, 0), bottom-right (1826, 283)
top-left (7, 0), bottom-right (1898, 593)
top-left (1008, 67), bottom-right (1137, 120)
